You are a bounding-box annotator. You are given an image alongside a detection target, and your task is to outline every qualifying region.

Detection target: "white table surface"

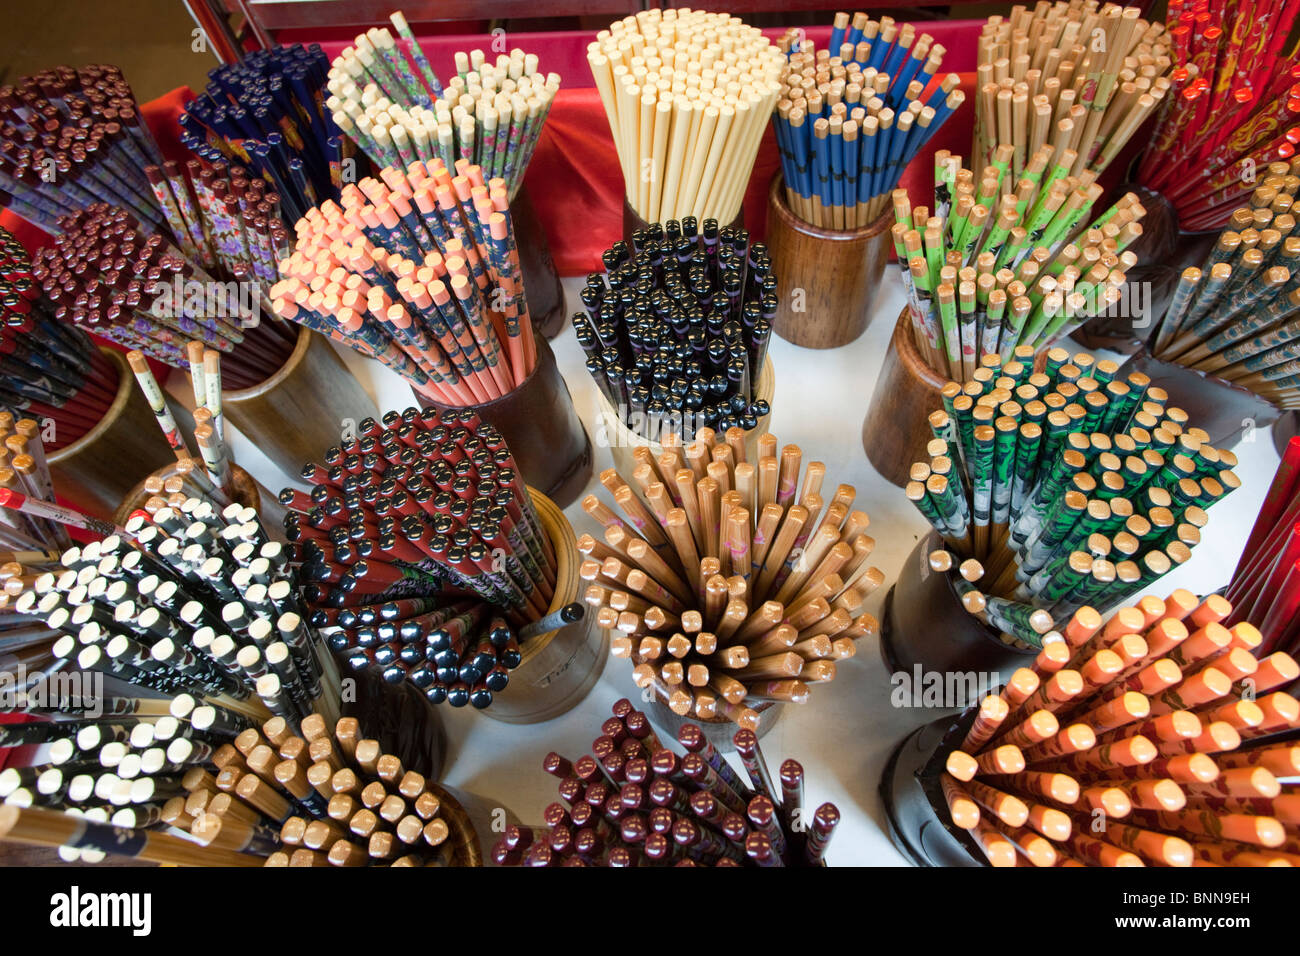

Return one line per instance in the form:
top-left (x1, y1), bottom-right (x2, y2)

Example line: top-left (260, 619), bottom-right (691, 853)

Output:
top-left (213, 275), bottom-right (1284, 866)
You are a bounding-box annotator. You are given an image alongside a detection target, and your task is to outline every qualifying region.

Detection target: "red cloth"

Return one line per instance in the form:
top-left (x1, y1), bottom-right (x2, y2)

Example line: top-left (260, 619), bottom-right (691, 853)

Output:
top-left (277, 22), bottom-right (490, 46)
top-left (0, 714), bottom-right (36, 772)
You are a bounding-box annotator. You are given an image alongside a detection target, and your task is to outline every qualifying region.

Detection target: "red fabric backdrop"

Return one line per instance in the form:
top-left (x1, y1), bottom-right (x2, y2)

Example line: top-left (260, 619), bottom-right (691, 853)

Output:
top-left (311, 23), bottom-right (981, 89)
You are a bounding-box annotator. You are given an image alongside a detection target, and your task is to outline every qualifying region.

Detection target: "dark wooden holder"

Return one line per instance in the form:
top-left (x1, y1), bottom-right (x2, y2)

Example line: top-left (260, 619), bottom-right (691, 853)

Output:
top-left (512, 182), bottom-right (567, 340)
top-left (428, 783), bottom-right (522, 866)
top-left (767, 173), bottom-right (893, 349)
top-left (113, 461), bottom-right (261, 526)
top-left (880, 532), bottom-right (1038, 686)
top-left (879, 711), bottom-right (985, 867)
top-left (621, 197), bottom-right (744, 246)
top-left (862, 309), bottom-right (948, 488)
top-left (480, 488), bottom-right (608, 724)
top-left (1075, 183), bottom-right (1220, 355)
top-left (412, 334), bottom-right (592, 508)
top-left (1119, 347), bottom-right (1281, 449)
top-left (641, 695), bottom-right (783, 752)
top-left (342, 666), bottom-right (449, 782)
top-left (1274, 411), bottom-right (1300, 456)
top-left (222, 325), bottom-right (380, 482)
top-left (47, 348), bottom-right (180, 520)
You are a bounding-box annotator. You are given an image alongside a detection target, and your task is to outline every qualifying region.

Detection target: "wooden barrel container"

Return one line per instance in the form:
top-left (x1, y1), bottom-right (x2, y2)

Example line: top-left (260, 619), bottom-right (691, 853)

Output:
top-left (480, 488), bottom-right (609, 724)
top-left (428, 782), bottom-right (522, 866)
top-left (344, 667), bottom-right (449, 782)
top-left (622, 197), bottom-right (744, 246)
top-left (1075, 183), bottom-right (1221, 354)
top-left (880, 533), bottom-right (1038, 694)
top-left (113, 460), bottom-right (262, 526)
top-left (880, 712), bottom-right (984, 867)
top-left (512, 183), bottom-right (567, 340)
top-left (862, 309), bottom-right (948, 488)
top-left (413, 335), bottom-right (592, 508)
top-left (593, 357), bottom-right (775, 480)
top-left (48, 348), bottom-right (180, 520)
top-left (1119, 347), bottom-right (1281, 449)
top-left (767, 174), bottom-right (892, 350)
top-left (641, 693), bottom-right (783, 752)
top-left (222, 326), bottom-right (380, 481)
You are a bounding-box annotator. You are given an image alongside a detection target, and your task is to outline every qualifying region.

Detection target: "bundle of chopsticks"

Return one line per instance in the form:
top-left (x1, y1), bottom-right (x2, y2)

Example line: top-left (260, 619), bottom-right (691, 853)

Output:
top-left (582, 427), bottom-right (883, 730)
top-left (1136, 0), bottom-right (1300, 229)
top-left (30, 502), bottom-right (339, 727)
top-left (192, 714), bottom-right (469, 866)
top-left (328, 30), bottom-right (559, 201)
top-left (501, 698), bottom-right (840, 866)
top-left (588, 8), bottom-right (786, 225)
top-left (772, 13), bottom-right (964, 228)
top-left (906, 348), bottom-right (1239, 645)
top-left (937, 593), bottom-right (1300, 866)
top-left (1149, 162), bottom-right (1300, 409)
top-left (974, 2), bottom-right (1173, 182)
top-left (0, 415), bottom-right (71, 559)
top-left (0, 226), bottom-right (119, 450)
top-left (126, 343), bottom-right (240, 511)
top-left (892, 149), bottom-right (1146, 380)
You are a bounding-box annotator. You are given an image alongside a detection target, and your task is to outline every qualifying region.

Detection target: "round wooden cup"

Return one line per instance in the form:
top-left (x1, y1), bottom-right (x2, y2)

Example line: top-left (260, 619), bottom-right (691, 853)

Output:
top-left (767, 173), bottom-right (892, 349)
top-left (480, 488), bottom-right (609, 724)
top-left (47, 348), bottom-right (180, 520)
top-left (862, 309), bottom-right (948, 487)
top-left (879, 532), bottom-right (1038, 692)
top-left (412, 335), bottom-right (592, 508)
top-left (512, 182), bottom-right (567, 340)
top-left (113, 461), bottom-right (261, 526)
top-left (593, 356), bottom-right (775, 480)
top-left (640, 692), bottom-right (783, 752)
top-left (222, 326), bottom-right (380, 481)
